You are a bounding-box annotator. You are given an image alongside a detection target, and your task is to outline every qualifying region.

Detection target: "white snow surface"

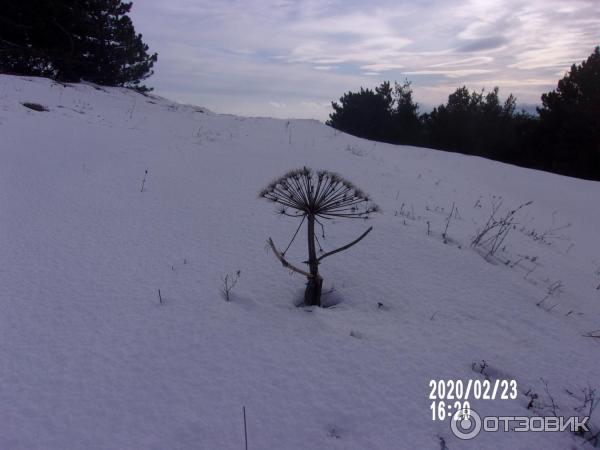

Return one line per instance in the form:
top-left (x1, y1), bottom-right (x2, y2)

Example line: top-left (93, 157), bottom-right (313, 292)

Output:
top-left (1, 75), bottom-right (600, 450)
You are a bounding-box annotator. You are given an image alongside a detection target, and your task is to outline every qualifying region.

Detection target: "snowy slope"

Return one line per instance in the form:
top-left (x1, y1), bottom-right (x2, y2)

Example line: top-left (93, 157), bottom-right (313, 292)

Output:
top-left (1, 75), bottom-right (599, 450)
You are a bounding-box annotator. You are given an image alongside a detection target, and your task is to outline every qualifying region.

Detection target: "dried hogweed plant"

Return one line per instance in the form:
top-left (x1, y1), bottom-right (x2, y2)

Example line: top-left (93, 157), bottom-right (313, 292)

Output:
top-left (260, 167), bottom-right (378, 306)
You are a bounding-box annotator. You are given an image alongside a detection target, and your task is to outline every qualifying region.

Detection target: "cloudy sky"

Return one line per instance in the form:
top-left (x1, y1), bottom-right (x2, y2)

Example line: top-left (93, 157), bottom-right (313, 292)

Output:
top-left (130, 0), bottom-right (599, 120)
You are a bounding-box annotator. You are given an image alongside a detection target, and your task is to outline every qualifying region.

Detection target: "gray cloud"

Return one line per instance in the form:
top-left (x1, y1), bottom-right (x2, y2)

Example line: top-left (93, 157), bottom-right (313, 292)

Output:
top-left (458, 36), bottom-right (509, 52)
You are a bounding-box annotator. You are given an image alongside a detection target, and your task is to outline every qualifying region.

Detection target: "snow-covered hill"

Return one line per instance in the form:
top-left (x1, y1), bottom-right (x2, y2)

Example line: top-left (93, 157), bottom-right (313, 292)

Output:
top-left (1, 75), bottom-right (599, 450)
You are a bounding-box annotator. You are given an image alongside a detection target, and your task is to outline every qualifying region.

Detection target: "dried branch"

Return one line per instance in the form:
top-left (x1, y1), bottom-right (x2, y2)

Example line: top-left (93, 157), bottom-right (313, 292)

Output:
top-left (267, 238), bottom-right (314, 278)
top-left (317, 227), bottom-right (373, 262)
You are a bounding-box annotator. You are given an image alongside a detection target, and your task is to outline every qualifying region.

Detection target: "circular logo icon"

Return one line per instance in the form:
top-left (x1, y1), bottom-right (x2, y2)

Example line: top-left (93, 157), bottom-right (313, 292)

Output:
top-left (450, 408), bottom-right (482, 440)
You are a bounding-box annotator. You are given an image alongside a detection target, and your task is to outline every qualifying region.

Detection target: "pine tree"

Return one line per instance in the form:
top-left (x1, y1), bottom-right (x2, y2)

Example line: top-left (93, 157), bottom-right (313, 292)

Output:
top-left (537, 47), bottom-right (600, 180)
top-left (0, 0), bottom-right (157, 89)
top-left (327, 85), bottom-right (394, 142)
top-left (422, 86), bottom-right (520, 161)
top-left (392, 80), bottom-right (421, 145)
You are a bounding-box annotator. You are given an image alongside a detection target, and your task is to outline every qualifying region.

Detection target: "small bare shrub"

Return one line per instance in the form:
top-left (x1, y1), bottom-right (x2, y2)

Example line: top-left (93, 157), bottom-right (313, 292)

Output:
top-left (528, 380), bottom-right (599, 446)
top-left (140, 169), bottom-right (148, 192)
top-left (442, 202), bottom-right (455, 243)
top-left (471, 198), bottom-right (532, 256)
top-left (221, 270), bottom-right (241, 301)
